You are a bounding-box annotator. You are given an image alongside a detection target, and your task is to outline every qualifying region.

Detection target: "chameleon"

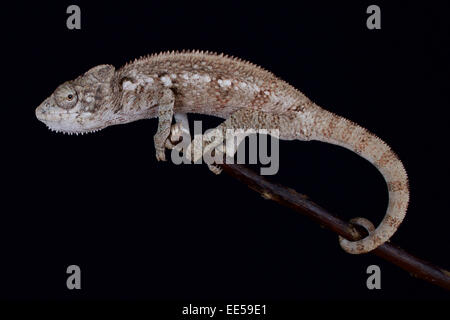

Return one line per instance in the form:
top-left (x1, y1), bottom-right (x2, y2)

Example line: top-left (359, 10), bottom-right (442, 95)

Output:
top-left (35, 50), bottom-right (409, 254)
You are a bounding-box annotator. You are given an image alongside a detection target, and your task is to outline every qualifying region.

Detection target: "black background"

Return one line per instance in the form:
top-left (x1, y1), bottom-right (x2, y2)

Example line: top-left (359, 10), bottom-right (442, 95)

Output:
top-left (1, 0), bottom-right (449, 306)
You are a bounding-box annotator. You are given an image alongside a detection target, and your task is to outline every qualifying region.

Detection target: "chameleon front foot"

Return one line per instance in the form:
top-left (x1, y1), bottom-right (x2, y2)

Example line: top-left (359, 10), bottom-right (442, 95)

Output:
top-left (154, 123), bottom-right (185, 161)
top-left (164, 122), bottom-right (189, 150)
top-left (154, 142), bottom-right (167, 161)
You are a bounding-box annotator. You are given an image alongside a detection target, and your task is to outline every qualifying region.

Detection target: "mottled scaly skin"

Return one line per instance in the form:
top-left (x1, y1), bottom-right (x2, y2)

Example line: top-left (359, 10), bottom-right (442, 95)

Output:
top-left (35, 51), bottom-right (409, 254)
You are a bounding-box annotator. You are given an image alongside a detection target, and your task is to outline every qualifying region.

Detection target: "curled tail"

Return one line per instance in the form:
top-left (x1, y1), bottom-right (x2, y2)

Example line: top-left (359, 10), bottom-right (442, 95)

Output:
top-left (309, 107), bottom-right (409, 254)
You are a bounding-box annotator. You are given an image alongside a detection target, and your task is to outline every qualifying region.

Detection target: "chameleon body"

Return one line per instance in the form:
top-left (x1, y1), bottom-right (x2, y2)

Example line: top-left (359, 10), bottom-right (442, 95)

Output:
top-left (35, 51), bottom-right (409, 254)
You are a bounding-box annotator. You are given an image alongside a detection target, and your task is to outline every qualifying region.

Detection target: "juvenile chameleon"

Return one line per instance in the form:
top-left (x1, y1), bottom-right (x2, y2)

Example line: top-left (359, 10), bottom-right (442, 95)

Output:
top-left (35, 50), bottom-right (409, 254)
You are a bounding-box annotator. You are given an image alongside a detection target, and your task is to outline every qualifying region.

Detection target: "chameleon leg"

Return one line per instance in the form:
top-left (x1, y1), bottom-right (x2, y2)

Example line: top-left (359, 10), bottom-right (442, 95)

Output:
top-left (153, 88), bottom-right (175, 161)
top-left (199, 108), bottom-right (304, 174)
top-left (165, 113), bottom-right (191, 150)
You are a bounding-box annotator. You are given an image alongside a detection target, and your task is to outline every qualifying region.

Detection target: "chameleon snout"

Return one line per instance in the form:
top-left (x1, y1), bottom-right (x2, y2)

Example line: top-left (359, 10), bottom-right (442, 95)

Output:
top-left (35, 98), bottom-right (55, 122)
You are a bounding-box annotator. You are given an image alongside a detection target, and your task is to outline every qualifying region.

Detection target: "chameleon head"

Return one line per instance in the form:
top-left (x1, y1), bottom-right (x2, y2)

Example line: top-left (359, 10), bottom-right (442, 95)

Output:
top-left (35, 64), bottom-right (118, 134)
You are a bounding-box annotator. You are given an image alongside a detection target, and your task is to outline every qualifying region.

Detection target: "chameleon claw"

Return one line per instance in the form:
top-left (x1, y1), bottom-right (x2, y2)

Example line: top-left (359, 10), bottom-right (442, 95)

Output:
top-left (169, 122), bottom-right (184, 144)
top-left (164, 139), bottom-right (176, 150)
top-left (207, 164), bottom-right (222, 175)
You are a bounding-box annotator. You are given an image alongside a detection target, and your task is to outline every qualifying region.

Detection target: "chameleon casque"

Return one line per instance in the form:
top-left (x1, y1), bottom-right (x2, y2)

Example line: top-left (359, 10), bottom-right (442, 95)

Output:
top-left (35, 51), bottom-right (409, 254)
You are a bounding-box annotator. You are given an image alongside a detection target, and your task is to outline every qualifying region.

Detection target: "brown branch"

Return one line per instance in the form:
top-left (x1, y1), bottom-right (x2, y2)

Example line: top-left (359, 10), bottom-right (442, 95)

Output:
top-left (218, 162), bottom-right (450, 291)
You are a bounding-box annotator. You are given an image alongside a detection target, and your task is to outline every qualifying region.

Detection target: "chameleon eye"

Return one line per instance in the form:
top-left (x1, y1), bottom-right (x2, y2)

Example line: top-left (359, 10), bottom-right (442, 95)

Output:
top-left (54, 83), bottom-right (78, 109)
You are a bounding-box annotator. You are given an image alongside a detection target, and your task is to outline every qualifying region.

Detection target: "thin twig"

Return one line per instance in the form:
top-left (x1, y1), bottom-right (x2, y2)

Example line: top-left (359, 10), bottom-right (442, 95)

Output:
top-left (218, 162), bottom-right (450, 291)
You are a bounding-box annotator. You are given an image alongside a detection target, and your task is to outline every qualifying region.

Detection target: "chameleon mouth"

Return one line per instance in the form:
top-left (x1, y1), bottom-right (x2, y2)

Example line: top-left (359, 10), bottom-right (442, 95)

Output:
top-left (46, 125), bottom-right (103, 135)
top-left (42, 118), bottom-right (107, 135)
